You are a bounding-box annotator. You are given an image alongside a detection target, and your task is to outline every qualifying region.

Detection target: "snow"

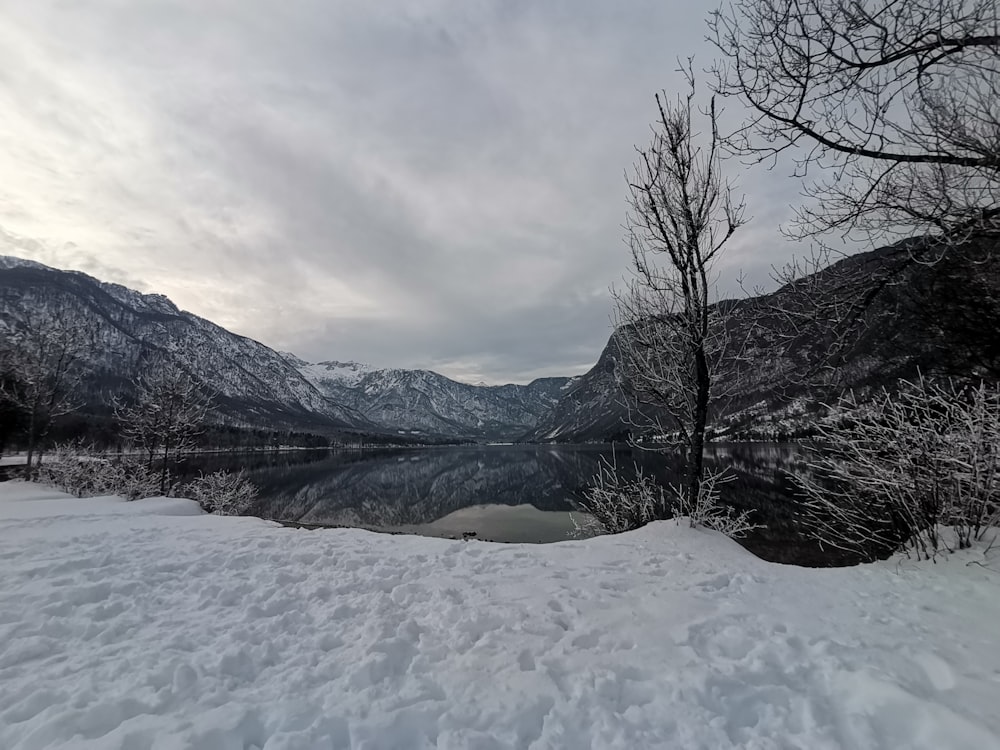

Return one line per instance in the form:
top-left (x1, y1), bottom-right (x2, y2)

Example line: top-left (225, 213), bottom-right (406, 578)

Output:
top-left (387, 504), bottom-right (583, 544)
top-left (297, 360), bottom-right (375, 388)
top-left (0, 253), bottom-right (53, 271)
top-left (1, 482), bottom-right (999, 750)
top-left (559, 377), bottom-right (580, 391)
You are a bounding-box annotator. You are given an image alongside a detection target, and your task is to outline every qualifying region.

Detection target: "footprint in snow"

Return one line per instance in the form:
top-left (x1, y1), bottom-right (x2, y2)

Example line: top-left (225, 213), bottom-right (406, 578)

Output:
top-left (696, 573), bottom-right (733, 593)
top-left (518, 649), bottom-right (536, 671)
top-left (912, 651), bottom-right (957, 691)
top-left (685, 615), bottom-right (757, 662)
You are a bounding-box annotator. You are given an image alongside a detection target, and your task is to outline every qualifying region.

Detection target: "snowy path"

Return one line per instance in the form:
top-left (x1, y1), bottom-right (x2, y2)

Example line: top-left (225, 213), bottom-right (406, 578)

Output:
top-left (1, 483), bottom-right (999, 749)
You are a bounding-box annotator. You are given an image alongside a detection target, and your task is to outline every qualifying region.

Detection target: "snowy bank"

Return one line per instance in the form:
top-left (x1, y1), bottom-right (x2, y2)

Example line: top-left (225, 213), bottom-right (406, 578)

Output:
top-left (1, 482), bottom-right (999, 750)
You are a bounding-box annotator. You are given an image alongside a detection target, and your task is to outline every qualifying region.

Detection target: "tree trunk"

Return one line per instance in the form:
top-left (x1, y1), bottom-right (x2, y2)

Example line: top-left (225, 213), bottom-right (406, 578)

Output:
top-left (159, 436), bottom-right (171, 495)
top-left (24, 404), bottom-right (38, 480)
top-left (686, 346), bottom-right (711, 513)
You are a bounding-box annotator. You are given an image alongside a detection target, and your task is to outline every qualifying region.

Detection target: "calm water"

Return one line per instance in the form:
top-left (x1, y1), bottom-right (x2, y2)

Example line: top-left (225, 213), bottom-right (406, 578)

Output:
top-left (180, 443), bottom-right (851, 566)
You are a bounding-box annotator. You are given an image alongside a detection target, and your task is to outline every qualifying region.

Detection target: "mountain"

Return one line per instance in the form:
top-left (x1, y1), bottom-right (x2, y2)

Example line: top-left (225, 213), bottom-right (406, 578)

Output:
top-left (290, 356), bottom-right (573, 441)
top-left (525, 334), bottom-right (629, 443)
top-left (0, 256), bottom-right (374, 435)
top-left (0, 256), bottom-right (572, 442)
top-left (9, 237), bottom-right (990, 447)
top-left (526, 239), bottom-right (1000, 442)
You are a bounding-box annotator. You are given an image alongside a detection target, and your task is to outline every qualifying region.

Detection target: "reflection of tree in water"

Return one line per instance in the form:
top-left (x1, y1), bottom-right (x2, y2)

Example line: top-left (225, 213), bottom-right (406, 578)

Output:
top-left (182, 444), bottom-right (855, 566)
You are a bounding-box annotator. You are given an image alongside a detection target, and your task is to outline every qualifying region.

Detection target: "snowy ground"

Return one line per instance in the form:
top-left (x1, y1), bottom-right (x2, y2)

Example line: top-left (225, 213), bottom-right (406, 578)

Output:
top-left (1, 482), bottom-right (999, 750)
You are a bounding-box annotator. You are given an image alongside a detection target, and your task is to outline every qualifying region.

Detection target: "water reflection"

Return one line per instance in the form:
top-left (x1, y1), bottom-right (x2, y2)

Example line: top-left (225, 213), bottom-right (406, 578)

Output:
top-left (181, 443), bottom-right (851, 566)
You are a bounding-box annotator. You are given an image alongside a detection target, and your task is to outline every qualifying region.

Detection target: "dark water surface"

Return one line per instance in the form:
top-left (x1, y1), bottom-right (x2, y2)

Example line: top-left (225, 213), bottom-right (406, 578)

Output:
top-left (180, 443), bottom-right (848, 566)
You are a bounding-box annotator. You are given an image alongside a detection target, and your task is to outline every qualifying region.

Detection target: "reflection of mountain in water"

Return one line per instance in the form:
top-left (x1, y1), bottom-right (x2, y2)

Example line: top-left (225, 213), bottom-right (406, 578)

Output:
top-left (183, 443), bottom-right (853, 566)
top-left (233, 446), bottom-right (613, 529)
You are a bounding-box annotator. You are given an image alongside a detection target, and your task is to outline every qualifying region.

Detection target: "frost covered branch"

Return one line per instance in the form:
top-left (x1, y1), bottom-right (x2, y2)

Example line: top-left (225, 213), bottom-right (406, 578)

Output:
top-left (115, 362), bottom-right (213, 493)
top-left (578, 460), bottom-right (670, 535)
top-left (793, 376), bottom-right (1000, 560)
top-left (0, 307), bottom-right (90, 477)
top-left (184, 470), bottom-right (258, 516)
top-left (671, 466), bottom-right (759, 538)
top-left (579, 459), bottom-right (758, 539)
top-left (35, 444), bottom-right (160, 501)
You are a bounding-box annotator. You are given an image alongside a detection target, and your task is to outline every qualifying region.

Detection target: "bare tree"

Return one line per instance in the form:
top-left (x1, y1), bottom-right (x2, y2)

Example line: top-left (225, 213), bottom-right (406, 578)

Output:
top-left (0, 347), bottom-right (26, 459)
top-left (115, 363), bottom-right (212, 493)
top-left (710, 0), bottom-right (1000, 387)
top-left (710, 0), bottom-right (1000, 247)
top-left (614, 68), bottom-right (748, 510)
top-left (0, 308), bottom-right (89, 477)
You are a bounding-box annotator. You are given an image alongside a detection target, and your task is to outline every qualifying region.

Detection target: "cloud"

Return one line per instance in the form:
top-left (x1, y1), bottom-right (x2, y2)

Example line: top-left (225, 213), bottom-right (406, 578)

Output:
top-left (0, 0), bottom-right (806, 383)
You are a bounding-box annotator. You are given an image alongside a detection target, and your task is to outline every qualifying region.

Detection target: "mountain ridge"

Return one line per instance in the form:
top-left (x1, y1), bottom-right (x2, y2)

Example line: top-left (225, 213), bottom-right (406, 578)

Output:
top-left (6, 239), bottom-right (992, 447)
top-left (0, 256), bottom-right (573, 442)
top-left (293, 358), bottom-right (572, 441)
top-left (526, 239), bottom-right (1000, 442)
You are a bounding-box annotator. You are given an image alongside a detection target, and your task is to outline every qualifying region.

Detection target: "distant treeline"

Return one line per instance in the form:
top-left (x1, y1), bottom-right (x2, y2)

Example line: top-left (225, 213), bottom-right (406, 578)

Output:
top-left (0, 408), bottom-right (461, 459)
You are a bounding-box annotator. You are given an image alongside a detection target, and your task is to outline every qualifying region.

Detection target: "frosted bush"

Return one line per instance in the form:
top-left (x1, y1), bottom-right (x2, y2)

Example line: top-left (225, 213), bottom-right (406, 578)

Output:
top-left (793, 376), bottom-right (1000, 561)
top-left (35, 445), bottom-right (159, 500)
top-left (115, 461), bottom-right (163, 501)
top-left (579, 462), bottom-right (669, 535)
top-left (579, 460), bottom-right (758, 539)
top-left (35, 446), bottom-right (97, 497)
top-left (671, 467), bottom-right (759, 537)
top-left (185, 470), bottom-right (257, 516)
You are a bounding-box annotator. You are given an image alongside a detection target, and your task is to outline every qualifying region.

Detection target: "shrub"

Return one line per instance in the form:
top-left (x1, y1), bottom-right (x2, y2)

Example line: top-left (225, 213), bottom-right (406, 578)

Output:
top-left (35, 444), bottom-right (159, 500)
top-left (578, 459), bottom-right (758, 538)
top-left (578, 461), bottom-right (669, 535)
top-left (184, 470), bottom-right (257, 516)
top-left (116, 461), bottom-right (163, 501)
top-left (671, 467), bottom-right (759, 538)
top-left (792, 376), bottom-right (1000, 561)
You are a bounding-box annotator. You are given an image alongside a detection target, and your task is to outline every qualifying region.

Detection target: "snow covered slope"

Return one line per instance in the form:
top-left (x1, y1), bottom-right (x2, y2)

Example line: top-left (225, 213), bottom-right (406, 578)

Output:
top-left (1, 482), bottom-right (998, 750)
top-left (281, 355), bottom-right (375, 388)
top-left (294, 357), bottom-right (571, 441)
top-left (527, 332), bottom-right (630, 443)
top-left (0, 258), bottom-right (376, 433)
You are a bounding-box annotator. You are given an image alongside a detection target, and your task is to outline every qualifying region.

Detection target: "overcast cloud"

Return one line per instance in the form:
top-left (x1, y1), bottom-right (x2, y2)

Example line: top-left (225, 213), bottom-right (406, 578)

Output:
top-left (0, 0), bottom-right (804, 383)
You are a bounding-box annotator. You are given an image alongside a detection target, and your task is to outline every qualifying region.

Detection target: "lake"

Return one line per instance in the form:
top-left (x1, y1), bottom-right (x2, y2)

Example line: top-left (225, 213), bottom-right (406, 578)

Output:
top-left (180, 443), bottom-right (854, 566)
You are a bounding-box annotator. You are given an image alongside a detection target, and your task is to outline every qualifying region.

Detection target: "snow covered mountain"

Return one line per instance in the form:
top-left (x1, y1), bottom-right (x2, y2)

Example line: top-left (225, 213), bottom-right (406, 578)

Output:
top-left (290, 355), bottom-right (572, 441)
top-left (527, 239), bottom-right (1000, 442)
top-left (525, 332), bottom-right (631, 443)
top-left (0, 257), bottom-right (374, 434)
top-left (0, 256), bottom-right (571, 440)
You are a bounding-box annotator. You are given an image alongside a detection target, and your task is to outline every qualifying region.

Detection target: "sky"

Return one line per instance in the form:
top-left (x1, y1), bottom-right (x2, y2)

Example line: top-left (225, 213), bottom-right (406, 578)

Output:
top-left (0, 0), bottom-right (806, 384)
